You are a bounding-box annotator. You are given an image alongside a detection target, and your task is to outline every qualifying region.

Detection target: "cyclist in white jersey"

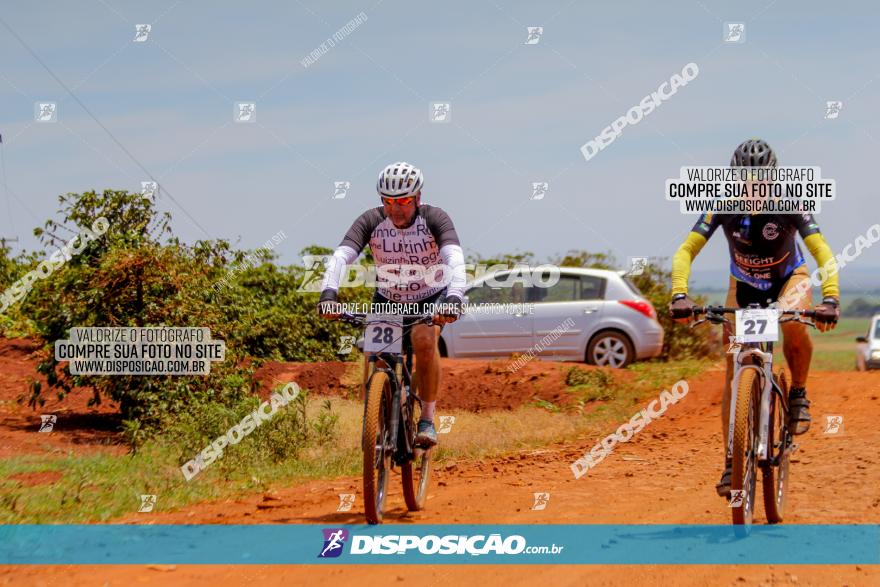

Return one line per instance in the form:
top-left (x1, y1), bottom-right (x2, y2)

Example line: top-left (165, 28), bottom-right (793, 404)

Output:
top-left (318, 162), bottom-right (467, 445)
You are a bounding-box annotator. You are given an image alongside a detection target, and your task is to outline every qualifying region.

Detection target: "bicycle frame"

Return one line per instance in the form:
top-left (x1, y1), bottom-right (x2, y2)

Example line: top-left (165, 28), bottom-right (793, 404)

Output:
top-left (362, 324), bottom-right (421, 463)
top-left (726, 343), bottom-right (786, 463)
top-left (689, 305), bottom-right (815, 466)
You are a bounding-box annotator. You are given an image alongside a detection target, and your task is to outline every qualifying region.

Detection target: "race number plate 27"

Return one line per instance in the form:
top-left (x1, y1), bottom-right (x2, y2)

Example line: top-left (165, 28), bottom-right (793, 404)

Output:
top-left (735, 308), bottom-right (780, 343)
top-left (364, 315), bottom-right (403, 354)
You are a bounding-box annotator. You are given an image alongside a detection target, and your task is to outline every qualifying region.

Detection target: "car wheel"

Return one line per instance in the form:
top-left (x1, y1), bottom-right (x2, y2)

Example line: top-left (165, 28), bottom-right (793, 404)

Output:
top-left (587, 331), bottom-right (634, 369)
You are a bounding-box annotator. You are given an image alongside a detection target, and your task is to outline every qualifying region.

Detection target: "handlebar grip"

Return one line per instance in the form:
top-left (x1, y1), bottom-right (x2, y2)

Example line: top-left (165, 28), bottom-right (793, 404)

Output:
top-left (670, 307), bottom-right (695, 319)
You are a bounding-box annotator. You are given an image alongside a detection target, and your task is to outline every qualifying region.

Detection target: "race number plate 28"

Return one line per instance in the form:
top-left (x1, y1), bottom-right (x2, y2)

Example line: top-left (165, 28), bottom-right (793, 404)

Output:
top-left (735, 308), bottom-right (780, 343)
top-left (364, 315), bottom-right (403, 354)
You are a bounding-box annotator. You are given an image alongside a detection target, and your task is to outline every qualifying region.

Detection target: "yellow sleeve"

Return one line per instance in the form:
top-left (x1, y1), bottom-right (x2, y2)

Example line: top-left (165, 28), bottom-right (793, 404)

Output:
top-left (803, 232), bottom-right (840, 299)
top-left (671, 232), bottom-right (708, 295)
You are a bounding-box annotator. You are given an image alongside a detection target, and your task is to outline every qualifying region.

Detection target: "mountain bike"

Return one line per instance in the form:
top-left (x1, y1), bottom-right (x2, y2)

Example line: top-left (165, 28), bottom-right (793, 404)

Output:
top-left (339, 312), bottom-right (434, 525)
top-left (692, 304), bottom-right (817, 534)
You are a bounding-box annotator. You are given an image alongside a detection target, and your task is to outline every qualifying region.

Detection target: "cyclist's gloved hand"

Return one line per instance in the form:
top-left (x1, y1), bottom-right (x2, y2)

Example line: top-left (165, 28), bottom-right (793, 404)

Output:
top-left (434, 294), bottom-right (464, 325)
top-left (317, 289), bottom-right (341, 319)
top-left (669, 294), bottom-right (698, 324)
top-left (814, 297), bottom-right (840, 332)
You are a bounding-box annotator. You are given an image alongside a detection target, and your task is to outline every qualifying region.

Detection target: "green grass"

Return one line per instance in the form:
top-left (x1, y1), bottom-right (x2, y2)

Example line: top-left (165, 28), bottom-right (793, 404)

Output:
top-left (809, 316), bottom-right (868, 371)
top-left (563, 359), bottom-right (707, 423)
top-left (0, 397), bottom-right (362, 524)
top-left (0, 360), bottom-right (713, 523)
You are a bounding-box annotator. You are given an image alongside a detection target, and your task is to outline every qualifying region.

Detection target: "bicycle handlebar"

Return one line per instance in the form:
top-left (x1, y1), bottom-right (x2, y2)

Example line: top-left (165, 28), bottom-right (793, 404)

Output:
top-left (685, 306), bottom-right (818, 329)
top-left (338, 312), bottom-right (435, 328)
top-left (692, 306), bottom-right (817, 318)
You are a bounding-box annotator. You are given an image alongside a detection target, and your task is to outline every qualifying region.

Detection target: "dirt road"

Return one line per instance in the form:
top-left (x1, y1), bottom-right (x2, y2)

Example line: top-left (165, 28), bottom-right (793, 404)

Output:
top-left (2, 354), bottom-right (879, 585)
top-left (111, 365), bottom-right (880, 528)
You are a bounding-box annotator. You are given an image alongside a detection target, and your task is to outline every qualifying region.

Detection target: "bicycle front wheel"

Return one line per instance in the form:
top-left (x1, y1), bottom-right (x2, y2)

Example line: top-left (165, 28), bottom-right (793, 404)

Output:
top-left (762, 369), bottom-right (791, 523)
top-left (363, 371), bottom-right (392, 524)
top-left (402, 382), bottom-right (432, 511)
top-left (731, 367), bottom-right (761, 531)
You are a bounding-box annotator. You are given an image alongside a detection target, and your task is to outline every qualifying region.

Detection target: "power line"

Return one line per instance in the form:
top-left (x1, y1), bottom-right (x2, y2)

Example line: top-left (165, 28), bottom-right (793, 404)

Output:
top-left (0, 16), bottom-right (214, 240)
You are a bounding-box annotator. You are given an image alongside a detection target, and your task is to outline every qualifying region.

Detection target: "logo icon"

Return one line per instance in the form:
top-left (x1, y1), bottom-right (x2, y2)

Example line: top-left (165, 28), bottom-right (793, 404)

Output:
top-left (430, 102), bottom-right (451, 123)
top-left (38, 415), bottom-right (57, 433)
top-left (824, 101), bottom-right (843, 120)
top-left (726, 335), bottom-right (743, 354)
top-left (762, 222), bottom-right (779, 240)
top-left (134, 24), bottom-right (152, 42)
top-left (318, 528), bottom-right (349, 558)
top-left (337, 336), bottom-right (356, 355)
top-left (138, 494), bottom-right (157, 512)
top-left (626, 257), bottom-right (648, 276)
top-left (531, 492), bottom-right (550, 511)
top-left (823, 415), bottom-right (844, 435)
top-left (35, 102), bottom-right (57, 123)
top-left (337, 494), bottom-right (355, 512)
top-left (437, 415), bottom-right (456, 434)
top-left (724, 22), bottom-right (745, 43)
top-left (524, 27), bottom-right (543, 45)
top-left (530, 182), bottom-right (549, 201)
top-left (235, 102), bottom-right (256, 123)
top-left (333, 181), bottom-right (351, 200)
top-left (729, 489), bottom-right (745, 508)
top-left (141, 181), bottom-right (158, 200)
top-left (297, 255), bottom-right (330, 292)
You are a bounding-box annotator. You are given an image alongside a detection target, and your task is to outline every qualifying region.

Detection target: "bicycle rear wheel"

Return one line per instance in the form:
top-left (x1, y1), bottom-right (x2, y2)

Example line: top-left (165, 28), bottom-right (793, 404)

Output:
top-left (762, 369), bottom-right (791, 523)
top-left (402, 381), bottom-right (432, 511)
top-left (363, 371), bottom-right (392, 524)
top-left (731, 367), bottom-right (761, 532)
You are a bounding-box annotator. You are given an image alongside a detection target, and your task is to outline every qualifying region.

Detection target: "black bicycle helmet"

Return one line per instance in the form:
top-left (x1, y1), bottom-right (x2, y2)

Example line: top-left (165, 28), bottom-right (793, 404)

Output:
top-left (730, 139), bottom-right (777, 167)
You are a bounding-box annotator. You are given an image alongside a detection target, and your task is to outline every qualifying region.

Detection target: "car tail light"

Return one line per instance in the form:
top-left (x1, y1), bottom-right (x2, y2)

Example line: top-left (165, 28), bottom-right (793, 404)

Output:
top-left (619, 299), bottom-right (655, 319)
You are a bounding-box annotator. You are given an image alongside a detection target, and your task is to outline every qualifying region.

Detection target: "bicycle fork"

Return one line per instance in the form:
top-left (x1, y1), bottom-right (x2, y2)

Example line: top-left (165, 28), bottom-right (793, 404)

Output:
top-left (726, 348), bottom-right (775, 462)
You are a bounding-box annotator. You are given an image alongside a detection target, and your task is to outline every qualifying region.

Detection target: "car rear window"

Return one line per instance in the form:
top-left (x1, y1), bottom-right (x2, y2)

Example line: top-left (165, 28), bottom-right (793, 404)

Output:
top-left (466, 272), bottom-right (529, 304)
top-left (874, 320), bottom-right (880, 339)
top-left (580, 275), bottom-right (605, 300)
top-left (529, 274), bottom-right (606, 302)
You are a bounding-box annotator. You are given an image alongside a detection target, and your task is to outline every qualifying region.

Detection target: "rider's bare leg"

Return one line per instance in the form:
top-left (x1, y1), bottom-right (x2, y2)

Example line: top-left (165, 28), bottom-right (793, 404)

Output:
top-left (410, 323), bottom-right (442, 418)
top-left (782, 322), bottom-right (812, 387)
top-left (778, 267), bottom-right (812, 389)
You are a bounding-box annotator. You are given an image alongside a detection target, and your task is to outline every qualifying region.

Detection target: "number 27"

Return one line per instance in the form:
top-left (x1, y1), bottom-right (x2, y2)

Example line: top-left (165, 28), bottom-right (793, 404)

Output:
top-left (743, 319), bottom-right (768, 335)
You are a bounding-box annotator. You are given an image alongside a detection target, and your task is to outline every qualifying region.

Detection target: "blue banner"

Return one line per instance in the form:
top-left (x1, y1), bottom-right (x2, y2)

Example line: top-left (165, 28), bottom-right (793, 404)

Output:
top-left (0, 524), bottom-right (877, 564)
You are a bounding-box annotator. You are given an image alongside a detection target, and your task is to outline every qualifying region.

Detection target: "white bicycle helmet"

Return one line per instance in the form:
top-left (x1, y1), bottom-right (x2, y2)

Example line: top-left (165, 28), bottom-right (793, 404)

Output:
top-left (376, 161), bottom-right (424, 198)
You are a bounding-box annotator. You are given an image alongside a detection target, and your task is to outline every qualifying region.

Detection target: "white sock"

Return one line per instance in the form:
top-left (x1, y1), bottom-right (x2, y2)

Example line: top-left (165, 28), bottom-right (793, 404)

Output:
top-left (421, 401), bottom-right (436, 422)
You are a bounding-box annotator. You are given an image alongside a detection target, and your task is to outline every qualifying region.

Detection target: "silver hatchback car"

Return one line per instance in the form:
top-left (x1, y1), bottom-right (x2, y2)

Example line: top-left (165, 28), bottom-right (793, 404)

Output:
top-left (439, 267), bottom-right (664, 368)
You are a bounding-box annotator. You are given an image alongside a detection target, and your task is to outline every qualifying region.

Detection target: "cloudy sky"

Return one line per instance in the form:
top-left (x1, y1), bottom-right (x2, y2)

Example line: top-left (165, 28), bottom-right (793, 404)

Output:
top-left (1, 0), bottom-right (878, 289)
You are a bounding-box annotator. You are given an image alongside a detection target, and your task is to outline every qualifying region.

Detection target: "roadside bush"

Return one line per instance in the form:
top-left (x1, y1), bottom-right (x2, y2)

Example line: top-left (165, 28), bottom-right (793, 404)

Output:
top-left (843, 297), bottom-right (880, 317)
top-left (211, 250), bottom-right (371, 362)
top-left (165, 387), bottom-right (339, 478)
top-left (564, 366), bottom-right (616, 402)
top-left (565, 366), bottom-right (615, 389)
top-left (15, 191), bottom-right (257, 429)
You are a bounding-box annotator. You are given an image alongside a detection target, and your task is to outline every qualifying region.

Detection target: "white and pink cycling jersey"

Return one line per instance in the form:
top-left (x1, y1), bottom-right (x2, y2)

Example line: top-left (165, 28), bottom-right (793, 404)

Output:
top-left (320, 204), bottom-right (466, 303)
